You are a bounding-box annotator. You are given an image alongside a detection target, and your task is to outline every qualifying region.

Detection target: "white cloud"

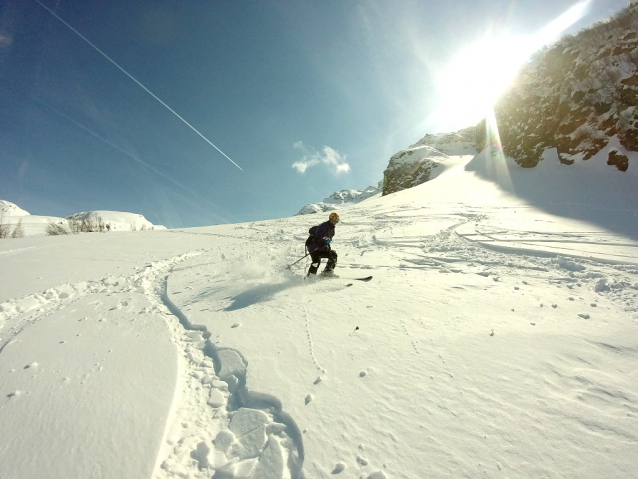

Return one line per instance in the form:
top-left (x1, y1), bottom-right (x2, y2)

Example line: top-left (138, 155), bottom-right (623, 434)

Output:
top-left (335, 163), bottom-right (350, 173)
top-left (292, 143), bottom-right (350, 175)
top-left (292, 159), bottom-right (319, 173)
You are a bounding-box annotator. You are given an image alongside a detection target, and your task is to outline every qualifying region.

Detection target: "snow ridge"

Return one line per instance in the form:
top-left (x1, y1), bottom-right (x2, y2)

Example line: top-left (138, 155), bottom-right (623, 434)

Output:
top-left (382, 128), bottom-right (477, 196)
top-left (0, 200), bottom-right (29, 217)
top-left (296, 184), bottom-right (381, 215)
top-left (0, 245), bottom-right (305, 479)
top-left (151, 265), bottom-right (304, 478)
top-left (0, 199), bottom-right (165, 236)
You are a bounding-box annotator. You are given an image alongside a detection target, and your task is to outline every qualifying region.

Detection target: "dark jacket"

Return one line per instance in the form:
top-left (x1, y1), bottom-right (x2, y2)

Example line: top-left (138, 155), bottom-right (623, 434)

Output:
top-left (308, 220), bottom-right (335, 253)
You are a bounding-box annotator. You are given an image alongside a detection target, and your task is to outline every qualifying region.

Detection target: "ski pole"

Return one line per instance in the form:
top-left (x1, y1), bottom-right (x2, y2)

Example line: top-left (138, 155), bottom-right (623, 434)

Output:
top-left (285, 244), bottom-right (323, 270)
top-left (285, 253), bottom-right (310, 270)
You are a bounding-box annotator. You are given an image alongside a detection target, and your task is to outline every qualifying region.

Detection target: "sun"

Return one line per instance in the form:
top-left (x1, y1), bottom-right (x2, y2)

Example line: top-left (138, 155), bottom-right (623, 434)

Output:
top-left (435, 34), bottom-right (532, 128)
top-left (431, 1), bottom-right (591, 130)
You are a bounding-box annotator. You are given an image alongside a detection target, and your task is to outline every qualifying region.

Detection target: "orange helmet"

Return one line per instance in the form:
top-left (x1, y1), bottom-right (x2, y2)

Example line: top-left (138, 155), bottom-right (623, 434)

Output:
top-left (329, 212), bottom-right (340, 223)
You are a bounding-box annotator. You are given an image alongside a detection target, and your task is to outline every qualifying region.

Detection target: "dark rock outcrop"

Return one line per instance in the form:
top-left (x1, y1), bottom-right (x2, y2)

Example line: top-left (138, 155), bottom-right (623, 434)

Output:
top-left (476, 4), bottom-right (638, 171)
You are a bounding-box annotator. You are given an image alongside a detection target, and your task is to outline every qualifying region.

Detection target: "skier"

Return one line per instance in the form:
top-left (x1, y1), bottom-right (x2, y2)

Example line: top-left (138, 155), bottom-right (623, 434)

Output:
top-left (307, 212), bottom-right (340, 277)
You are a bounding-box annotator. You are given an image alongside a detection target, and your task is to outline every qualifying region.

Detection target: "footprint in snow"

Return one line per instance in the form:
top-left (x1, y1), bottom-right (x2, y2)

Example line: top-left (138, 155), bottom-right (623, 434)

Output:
top-left (332, 462), bottom-right (346, 473)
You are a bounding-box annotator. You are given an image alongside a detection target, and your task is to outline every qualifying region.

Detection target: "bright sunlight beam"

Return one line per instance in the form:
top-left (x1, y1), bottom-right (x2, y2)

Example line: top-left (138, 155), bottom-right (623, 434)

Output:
top-left (431, 1), bottom-right (591, 130)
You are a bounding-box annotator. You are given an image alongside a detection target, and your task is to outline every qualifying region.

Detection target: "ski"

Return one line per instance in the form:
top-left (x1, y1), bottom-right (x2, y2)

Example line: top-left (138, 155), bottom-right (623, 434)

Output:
top-left (304, 274), bottom-right (372, 282)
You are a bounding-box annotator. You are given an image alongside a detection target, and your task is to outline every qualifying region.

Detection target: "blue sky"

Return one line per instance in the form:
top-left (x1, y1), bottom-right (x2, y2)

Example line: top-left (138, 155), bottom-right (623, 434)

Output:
top-left (0, 0), bottom-right (631, 228)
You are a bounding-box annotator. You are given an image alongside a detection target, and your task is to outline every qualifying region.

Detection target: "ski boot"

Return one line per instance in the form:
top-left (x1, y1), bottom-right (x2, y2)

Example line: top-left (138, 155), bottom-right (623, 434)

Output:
top-left (320, 268), bottom-right (338, 279)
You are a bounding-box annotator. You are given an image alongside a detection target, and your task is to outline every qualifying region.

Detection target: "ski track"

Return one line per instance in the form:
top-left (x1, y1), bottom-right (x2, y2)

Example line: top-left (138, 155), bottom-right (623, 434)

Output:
top-left (149, 262), bottom-right (304, 478)
top-left (1, 204), bottom-right (637, 478)
top-left (0, 248), bottom-right (305, 479)
top-left (302, 303), bottom-right (325, 375)
top-left (228, 208), bottom-right (637, 477)
top-left (0, 251), bottom-right (202, 350)
top-left (338, 206), bottom-right (638, 326)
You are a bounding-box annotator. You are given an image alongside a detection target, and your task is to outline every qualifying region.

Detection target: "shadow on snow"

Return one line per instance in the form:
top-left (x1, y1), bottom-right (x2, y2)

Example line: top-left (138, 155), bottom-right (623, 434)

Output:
top-left (224, 278), bottom-right (302, 311)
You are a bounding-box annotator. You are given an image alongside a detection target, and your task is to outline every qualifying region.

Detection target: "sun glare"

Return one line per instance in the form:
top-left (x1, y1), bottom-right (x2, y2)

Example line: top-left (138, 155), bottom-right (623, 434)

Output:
top-left (431, 1), bottom-right (591, 130)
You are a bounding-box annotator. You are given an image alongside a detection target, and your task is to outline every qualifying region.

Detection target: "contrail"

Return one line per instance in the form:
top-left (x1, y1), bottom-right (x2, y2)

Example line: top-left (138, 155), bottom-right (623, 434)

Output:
top-left (33, 95), bottom-right (233, 224)
top-left (34, 0), bottom-right (243, 171)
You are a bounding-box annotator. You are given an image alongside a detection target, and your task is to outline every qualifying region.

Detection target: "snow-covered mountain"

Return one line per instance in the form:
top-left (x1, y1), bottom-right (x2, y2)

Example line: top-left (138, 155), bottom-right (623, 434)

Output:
top-left (65, 210), bottom-right (164, 232)
top-left (0, 200), bottom-right (165, 236)
top-left (382, 127), bottom-right (477, 196)
top-left (0, 200), bottom-right (29, 217)
top-left (296, 183), bottom-right (381, 215)
top-left (381, 4), bottom-right (637, 199)
top-left (476, 3), bottom-right (638, 169)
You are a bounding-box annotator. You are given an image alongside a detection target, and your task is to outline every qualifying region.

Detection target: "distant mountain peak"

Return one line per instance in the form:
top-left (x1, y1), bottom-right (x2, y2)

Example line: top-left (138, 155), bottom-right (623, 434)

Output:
top-left (296, 183), bottom-right (382, 215)
top-left (0, 200), bottom-right (30, 217)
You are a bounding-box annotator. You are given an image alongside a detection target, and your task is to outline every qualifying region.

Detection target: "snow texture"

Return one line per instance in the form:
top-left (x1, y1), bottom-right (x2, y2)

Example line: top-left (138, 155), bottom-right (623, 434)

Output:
top-left (296, 184), bottom-right (382, 215)
top-left (0, 202), bottom-right (165, 237)
top-left (1, 148), bottom-right (638, 478)
top-left (0, 200), bottom-right (29, 217)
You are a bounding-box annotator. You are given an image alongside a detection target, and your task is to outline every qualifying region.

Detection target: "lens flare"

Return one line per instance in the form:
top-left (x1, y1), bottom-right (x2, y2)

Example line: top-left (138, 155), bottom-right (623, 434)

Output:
top-left (431, 1), bottom-right (591, 130)
top-left (483, 108), bottom-right (513, 191)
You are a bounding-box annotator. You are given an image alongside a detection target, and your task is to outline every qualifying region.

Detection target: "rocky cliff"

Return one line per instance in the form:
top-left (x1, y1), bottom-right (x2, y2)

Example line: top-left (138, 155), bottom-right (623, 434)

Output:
top-left (382, 128), bottom-right (477, 196)
top-left (477, 3), bottom-right (638, 170)
top-left (381, 4), bottom-right (637, 198)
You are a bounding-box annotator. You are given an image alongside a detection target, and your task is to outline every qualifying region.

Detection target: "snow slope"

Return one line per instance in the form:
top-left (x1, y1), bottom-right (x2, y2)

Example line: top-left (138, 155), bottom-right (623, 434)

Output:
top-left (1, 152), bottom-right (637, 479)
top-left (0, 200), bottom-right (165, 236)
top-left (382, 130), bottom-right (477, 196)
top-left (0, 200), bottom-right (29, 217)
top-left (66, 210), bottom-right (167, 232)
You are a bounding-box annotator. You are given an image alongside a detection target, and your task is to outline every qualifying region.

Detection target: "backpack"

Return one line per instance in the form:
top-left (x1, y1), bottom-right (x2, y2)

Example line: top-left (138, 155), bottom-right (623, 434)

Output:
top-left (305, 225), bottom-right (318, 252)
